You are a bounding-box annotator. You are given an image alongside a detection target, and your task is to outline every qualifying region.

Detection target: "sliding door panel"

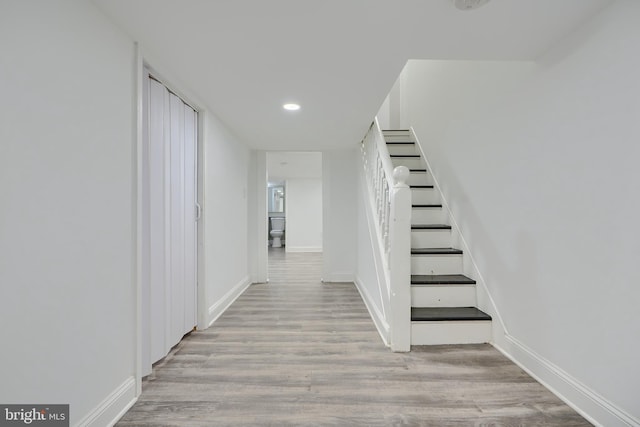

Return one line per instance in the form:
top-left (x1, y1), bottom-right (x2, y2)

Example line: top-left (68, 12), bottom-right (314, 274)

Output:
top-left (148, 77), bottom-right (170, 364)
top-left (142, 72), bottom-right (198, 373)
top-left (183, 106), bottom-right (197, 334)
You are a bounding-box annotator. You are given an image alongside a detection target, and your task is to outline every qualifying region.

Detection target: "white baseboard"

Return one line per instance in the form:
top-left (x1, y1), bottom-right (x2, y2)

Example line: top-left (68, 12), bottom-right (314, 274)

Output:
top-left (322, 273), bottom-right (354, 283)
top-left (75, 376), bottom-right (136, 427)
top-left (285, 246), bottom-right (322, 253)
top-left (354, 276), bottom-right (389, 346)
top-left (207, 275), bottom-right (252, 328)
top-left (494, 335), bottom-right (639, 427)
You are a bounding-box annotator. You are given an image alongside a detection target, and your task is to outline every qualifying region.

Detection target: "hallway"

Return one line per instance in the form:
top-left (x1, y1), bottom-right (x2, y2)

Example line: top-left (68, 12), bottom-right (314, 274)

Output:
top-left (117, 252), bottom-right (589, 426)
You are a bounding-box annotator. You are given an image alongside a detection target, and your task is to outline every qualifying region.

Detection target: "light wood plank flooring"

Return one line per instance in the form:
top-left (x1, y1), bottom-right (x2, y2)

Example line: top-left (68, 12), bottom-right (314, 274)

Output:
top-left (117, 249), bottom-right (590, 426)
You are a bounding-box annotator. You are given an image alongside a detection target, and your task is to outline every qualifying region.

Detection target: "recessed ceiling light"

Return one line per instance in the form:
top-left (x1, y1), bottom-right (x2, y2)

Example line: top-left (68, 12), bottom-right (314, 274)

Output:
top-left (283, 103), bottom-right (301, 111)
top-left (452, 0), bottom-right (490, 10)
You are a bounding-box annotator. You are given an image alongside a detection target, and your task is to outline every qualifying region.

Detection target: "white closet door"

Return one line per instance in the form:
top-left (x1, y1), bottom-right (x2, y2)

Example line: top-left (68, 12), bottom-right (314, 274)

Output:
top-left (168, 93), bottom-right (186, 346)
top-left (148, 77), bottom-right (170, 365)
top-left (183, 106), bottom-right (198, 334)
top-left (141, 72), bottom-right (151, 377)
top-left (142, 72), bottom-right (198, 373)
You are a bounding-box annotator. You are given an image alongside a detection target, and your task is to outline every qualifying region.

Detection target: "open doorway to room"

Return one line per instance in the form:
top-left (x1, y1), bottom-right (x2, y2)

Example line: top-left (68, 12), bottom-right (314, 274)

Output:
top-left (266, 152), bottom-right (323, 282)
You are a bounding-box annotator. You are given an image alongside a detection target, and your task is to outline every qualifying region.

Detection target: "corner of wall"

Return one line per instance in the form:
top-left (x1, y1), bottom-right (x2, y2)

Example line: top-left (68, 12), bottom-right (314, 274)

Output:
top-left (76, 377), bottom-right (137, 427)
top-left (206, 276), bottom-right (252, 328)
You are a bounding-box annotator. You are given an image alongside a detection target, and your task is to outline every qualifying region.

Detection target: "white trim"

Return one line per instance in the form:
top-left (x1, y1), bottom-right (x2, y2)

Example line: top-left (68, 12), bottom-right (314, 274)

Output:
top-left (354, 276), bottom-right (390, 347)
top-left (255, 151), bottom-right (269, 283)
top-left (494, 335), bottom-right (639, 427)
top-left (322, 274), bottom-right (354, 283)
top-left (133, 44), bottom-right (144, 397)
top-left (196, 97), bottom-right (207, 330)
top-left (207, 275), bottom-right (252, 327)
top-left (285, 246), bottom-right (323, 253)
top-left (75, 377), bottom-right (136, 427)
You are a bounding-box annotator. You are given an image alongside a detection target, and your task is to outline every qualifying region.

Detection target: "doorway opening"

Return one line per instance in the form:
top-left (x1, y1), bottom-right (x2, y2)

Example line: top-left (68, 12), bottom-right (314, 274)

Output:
top-left (266, 152), bottom-right (323, 281)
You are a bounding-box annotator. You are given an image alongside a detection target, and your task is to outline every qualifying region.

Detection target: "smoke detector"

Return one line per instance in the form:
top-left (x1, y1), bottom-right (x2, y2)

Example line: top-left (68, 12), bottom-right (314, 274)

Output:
top-left (452, 0), bottom-right (491, 11)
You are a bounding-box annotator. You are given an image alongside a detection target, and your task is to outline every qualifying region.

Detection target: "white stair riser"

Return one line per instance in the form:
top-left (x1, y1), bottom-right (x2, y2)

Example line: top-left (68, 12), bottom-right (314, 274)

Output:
top-left (407, 172), bottom-right (431, 186)
top-left (391, 157), bottom-right (424, 169)
top-left (411, 230), bottom-right (452, 247)
top-left (411, 208), bottom-right (447, 224)
top-left (383, 132), bottom-right (411, 141)
top-left (411, 189), bottom-right (439, 205)
top-left (411, 255), bottom-right (462, 275)
top-left (411, 285), bottom-right (476, 307)
top-left (387, 144), bottom-right (417, 156)
top-left (411, 321), bottom-right (492, 345)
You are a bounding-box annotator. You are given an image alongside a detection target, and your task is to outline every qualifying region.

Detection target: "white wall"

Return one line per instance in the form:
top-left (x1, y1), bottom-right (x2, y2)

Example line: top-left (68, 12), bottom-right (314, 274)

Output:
top-left (267, 151), bottom-right (322, 181)
top-left (399, 1), bottom-right (640, 424)
top-left (248, 151), bottom-right (268, 283)
top-left (201, 112), bottom-right (252, 326)
top-left (0, 0), bottom-right (136, 424)
top-left (322, 150), bottom-right (357, 282)
top-left (285, 179), bottom-right (323, 252)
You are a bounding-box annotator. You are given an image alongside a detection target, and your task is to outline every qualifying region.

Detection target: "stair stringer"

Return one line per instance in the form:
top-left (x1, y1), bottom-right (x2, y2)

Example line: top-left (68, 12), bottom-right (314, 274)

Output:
top-left (409, 127), bottom-right (507, 344)
top-left (354, 137), bottom-right (392, 347)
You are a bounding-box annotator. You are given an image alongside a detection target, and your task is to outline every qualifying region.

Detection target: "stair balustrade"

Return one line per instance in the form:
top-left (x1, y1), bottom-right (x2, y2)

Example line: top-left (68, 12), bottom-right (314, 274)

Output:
top-left (360, 118), bottom-right (412, 352)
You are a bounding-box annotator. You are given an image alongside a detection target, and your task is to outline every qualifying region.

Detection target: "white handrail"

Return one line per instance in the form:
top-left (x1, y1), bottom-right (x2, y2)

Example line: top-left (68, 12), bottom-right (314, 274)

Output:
top-left (360, 118), bottom-right (412, 352)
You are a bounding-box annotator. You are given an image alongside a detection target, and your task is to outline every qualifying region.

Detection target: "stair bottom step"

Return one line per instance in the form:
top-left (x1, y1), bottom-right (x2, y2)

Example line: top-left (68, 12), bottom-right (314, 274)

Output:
top-left (411, 320), bottom-right (492, 345)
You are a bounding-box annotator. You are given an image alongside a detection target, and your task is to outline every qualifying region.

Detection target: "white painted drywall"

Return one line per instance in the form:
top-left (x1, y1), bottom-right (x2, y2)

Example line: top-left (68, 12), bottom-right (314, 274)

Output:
top-left (267, 151), bottom-right (322, 181)
top-left (285, 179), bottom-right (323, 252)
top-left (376, 95), bottom-right (391, 131)
top-left (248, 150), bottom-right (268, 283)
top-left (0, 0), bottom-right (136, 423)
top-left (399, 1), bottom-right (640, 423)
top-left (322, 150), bottom-right (357, 282)
top-left (202, 111), bottom-right (252, 322)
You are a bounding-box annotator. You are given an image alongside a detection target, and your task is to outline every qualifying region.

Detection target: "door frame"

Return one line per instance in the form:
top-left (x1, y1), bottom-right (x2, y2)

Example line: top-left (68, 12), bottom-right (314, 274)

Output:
top-left (134, 45), bottom-right (205, 395)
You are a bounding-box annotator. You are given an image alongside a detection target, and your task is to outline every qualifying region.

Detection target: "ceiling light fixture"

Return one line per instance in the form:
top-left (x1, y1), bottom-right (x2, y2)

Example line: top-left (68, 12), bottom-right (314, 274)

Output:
top-left (452, 0), bottom-right (490, 11)
top-left (283, 103), bottom-right (301, 111)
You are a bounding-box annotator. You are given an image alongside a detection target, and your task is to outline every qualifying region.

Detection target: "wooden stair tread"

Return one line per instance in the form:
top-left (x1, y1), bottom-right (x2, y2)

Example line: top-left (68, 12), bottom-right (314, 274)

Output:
top-left (411, 307), bottom-right (491, 322)
top-left (411, 248), bottom-right (463, 255)
top-left (410, 185), bottom-right (434, 189)
top-left (386, 142), bottom-right (415, 145)
top-left (390, 154), bottom-right (421, 158)
top-left (411, 274), bottom-right (476, 285)
top-left (411, 224), bottom-right (451, 230)
top-left (413, 204), bottom-right (442, 208)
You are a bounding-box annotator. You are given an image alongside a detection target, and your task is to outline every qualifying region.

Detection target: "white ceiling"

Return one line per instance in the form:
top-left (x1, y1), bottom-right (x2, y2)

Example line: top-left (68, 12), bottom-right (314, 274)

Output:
top-left (92, 0), bottom-right (612, 151)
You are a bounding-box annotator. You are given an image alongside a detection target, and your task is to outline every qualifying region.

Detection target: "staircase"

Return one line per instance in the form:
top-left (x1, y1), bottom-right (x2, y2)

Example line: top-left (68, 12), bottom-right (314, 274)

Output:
top-left (384, 129), bottom-right (492, 345)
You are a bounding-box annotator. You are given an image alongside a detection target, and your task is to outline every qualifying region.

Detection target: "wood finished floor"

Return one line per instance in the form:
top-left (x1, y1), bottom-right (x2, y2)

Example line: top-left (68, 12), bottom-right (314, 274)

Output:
top-left (117, 249), bottom-right (590, 426)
